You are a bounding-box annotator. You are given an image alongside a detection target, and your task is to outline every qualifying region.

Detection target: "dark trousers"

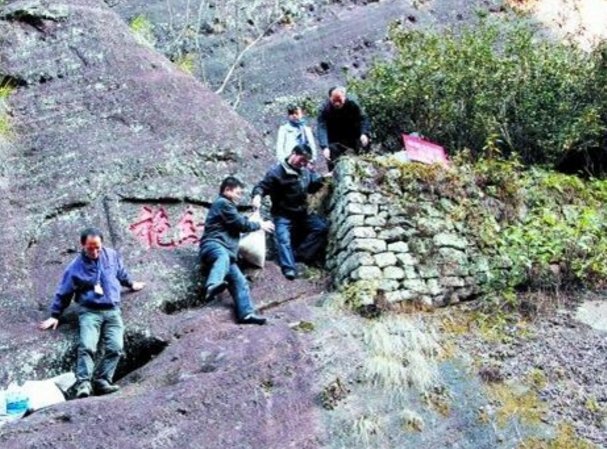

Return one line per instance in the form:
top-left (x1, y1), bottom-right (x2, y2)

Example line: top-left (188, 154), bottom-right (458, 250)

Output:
top-left (274, 214), bottom-right (328, 273)
top-left (199, 241), bottom-right (255, 320)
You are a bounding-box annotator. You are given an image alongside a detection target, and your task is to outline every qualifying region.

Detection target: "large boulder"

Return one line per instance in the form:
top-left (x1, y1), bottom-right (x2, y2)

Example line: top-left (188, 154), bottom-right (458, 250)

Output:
top-left (0, 0), bottom-right (275, 384)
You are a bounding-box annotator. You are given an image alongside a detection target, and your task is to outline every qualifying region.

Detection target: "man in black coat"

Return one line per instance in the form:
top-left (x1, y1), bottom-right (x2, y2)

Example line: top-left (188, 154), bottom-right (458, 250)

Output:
top-left (317, 86), bottom-right (371, 171)
top-left (199, 176), bottom-right (274, 325)
top-left (252, 144), bottom-right (329, 280)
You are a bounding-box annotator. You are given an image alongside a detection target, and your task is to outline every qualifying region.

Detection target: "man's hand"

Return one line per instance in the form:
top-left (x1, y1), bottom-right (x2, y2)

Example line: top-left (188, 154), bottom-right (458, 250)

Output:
top-left (360, 134), bottom-right (370, 147)
top-left (251, 195), bottom-right (262, 211)
top-left (260, 220), bottom-right (275, 233)
top-left (39, 317), bottom-right (59, 331)
top-left (131, 282), bottom-right (145, 292)
top-left (322, 147), bottom-right (331, 160)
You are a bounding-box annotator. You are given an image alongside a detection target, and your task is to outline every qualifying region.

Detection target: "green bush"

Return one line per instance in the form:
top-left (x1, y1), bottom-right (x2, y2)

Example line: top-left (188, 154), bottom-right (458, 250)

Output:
top-left (351, 22), bottom-right (607, 168)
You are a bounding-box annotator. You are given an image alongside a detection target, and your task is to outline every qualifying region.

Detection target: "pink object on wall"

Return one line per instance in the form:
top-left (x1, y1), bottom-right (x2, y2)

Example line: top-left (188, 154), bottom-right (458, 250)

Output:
top-left (402, 134), bottom-right (450, 167)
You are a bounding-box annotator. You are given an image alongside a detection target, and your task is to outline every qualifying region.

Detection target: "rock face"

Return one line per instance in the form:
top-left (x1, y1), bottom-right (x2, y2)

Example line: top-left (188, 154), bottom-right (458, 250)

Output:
top-left (0, 0), bottom-right (277, 390)
top-left (327, 158), bottom-right (497, 307)
top-left (0, 2), bottom-right (337, 446)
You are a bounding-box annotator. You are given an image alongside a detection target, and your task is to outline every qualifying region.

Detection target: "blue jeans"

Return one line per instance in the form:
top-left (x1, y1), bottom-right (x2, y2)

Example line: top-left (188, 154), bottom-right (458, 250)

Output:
top-left (199, 241), bottom-right (255, 320)
top-left (76, 306), bottom-right (124, 384)
top-left (274, 214), bottom-right (328, 274)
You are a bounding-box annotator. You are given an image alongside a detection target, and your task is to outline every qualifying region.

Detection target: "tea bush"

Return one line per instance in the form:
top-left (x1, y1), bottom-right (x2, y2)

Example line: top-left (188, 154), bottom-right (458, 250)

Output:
top-left (351, 22), bottom-right (607, 169)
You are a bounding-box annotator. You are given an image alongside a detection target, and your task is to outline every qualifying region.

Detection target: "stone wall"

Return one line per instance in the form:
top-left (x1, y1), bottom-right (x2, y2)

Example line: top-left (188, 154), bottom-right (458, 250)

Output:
top-left (326, 157), bottom-right (494, 308)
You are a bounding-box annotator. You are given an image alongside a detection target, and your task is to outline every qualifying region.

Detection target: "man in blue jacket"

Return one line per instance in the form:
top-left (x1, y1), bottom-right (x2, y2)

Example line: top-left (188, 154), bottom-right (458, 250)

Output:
top-left (252, 144), bottom-right (329, 280)
top-left (199, 176), bottom-right (274, 325)
top-left (39, 228), bottom-right (145, 399)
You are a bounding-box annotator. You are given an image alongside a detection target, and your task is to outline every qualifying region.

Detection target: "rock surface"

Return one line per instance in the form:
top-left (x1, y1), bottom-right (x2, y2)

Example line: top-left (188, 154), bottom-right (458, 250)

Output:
top-left (0, 0), bottom-right (276, 386)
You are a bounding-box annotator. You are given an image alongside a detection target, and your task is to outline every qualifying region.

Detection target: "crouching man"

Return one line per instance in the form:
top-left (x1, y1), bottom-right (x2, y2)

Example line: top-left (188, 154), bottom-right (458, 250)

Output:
top-left (199, 176), bottom-right (274, 325)
top-left (39, 228), bottom-right (145, 398)
top-left (252, 144), bottom-right (329, 280)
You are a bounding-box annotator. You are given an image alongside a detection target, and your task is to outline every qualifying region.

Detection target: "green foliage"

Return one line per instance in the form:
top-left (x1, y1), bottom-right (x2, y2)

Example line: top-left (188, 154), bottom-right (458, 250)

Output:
top-left (174, 53), bottom-right (196, 74)
top-left (351, 22), bottom-right (607, 167)
top-left (369, 154), bottom-right (607, 293)
top-left (129, 15), bottom-right (156, 48)
top-left (0, 77), bottom-right (14, 137)
top-left (494, 169), bottom-right (607, 290)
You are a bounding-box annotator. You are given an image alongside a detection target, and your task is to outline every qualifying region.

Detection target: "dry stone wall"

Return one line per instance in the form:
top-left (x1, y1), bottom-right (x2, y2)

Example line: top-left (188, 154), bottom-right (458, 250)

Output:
top-left (327, 157), bottom-right (495, 308)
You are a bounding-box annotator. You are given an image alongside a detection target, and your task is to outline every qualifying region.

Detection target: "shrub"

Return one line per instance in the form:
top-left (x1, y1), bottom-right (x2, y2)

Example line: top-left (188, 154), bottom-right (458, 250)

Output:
top-left (129, 15), bottom-right (156, 48)
top-left (0, 78), bottom-right (14, 137)
top-left (351, 22), bottom-right (607, 169)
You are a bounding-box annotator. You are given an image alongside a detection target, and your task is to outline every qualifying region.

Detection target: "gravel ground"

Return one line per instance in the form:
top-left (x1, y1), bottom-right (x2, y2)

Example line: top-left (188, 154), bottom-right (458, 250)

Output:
top-left (441, 299), bottom-right (607, 448)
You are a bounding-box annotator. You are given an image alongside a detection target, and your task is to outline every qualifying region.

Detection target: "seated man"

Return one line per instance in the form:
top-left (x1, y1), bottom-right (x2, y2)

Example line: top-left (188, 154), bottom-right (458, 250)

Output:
top-left (199, 176), bottom-right (274, 325)
top-left (252, 144), bottom-right (329, 280)
top-left (276, 104), bottom-right (318, 162)
top-left (39, 228), bottom-right (145, 399)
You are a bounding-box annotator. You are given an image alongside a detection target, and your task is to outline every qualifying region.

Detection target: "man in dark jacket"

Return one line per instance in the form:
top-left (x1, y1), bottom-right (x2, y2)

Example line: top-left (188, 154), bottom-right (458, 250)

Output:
top-left (317, 86), bottom-right (371, 171)
top-left (252, 144), bottom-right (329, 280)
top-left (39, 228), bottom-right (145, 399)
top-left (199, 176), bottom-right (274, 325)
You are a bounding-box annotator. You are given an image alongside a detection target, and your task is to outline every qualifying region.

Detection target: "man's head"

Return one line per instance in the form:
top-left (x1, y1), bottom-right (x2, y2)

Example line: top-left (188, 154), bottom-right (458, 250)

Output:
top-left (328, 86), bottom-right (347, 109)
top-left (80, 228), bottom-right (104, 260)
top-left (220, 176), bottom-right (245, 203)
top-left (287, 104), bottom-right (304, 122)
top-left (288, 144), bottom-right (314, 169)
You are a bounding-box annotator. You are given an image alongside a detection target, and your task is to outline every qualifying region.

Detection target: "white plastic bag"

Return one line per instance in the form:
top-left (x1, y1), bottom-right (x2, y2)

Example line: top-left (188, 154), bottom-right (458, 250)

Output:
top-left (22, 379), bottom-right (65, 412)
top-left (238, 212), bottom-right (266, 268)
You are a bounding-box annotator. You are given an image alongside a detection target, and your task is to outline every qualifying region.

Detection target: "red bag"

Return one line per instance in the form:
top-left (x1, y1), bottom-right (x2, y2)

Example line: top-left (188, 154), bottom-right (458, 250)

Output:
top-left (402, 134), bottom-right (450, 167)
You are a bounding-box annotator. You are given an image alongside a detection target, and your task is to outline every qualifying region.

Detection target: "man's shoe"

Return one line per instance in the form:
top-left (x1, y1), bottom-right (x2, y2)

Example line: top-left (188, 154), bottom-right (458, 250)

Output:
top-left (93, 379), bottom-right (120, 396)
top-left (283, 270), bottom-right (298, 281)
top-left (75, 381), bottom-right (92, 399)
top-left (205, 281), bottom-right (228, 301)
top-left (239, 313), bottom-right (267, 325)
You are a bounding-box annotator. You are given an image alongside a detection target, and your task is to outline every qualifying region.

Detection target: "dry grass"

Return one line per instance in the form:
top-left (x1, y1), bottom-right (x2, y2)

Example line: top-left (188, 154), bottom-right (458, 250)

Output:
top-left (352, 414), bottom-right (382, 447)
top-left (363, 315), bottom-right (440, 394)
top-left (401, 408), bottom-right (425, 432)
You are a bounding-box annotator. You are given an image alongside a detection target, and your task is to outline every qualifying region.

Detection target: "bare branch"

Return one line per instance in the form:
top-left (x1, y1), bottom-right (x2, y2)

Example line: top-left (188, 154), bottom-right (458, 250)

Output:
top-left (214, 13), bottom-right (284, 95)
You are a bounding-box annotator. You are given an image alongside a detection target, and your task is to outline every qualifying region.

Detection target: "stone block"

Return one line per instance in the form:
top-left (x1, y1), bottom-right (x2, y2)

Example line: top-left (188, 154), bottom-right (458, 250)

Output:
top-left (378, 279), bottom-right (399, 292)
top-left (365, 215), bottom-right (387, 227)
top-left (368, 193), bottom-right (385, 204)
top-left (433, 233), bottom-right (467, 250)
top-left (426, 279), bottom-right (443, 296)
top-left (383, 266), bottom-right (405, 280)
top-left (388, 241), bottom-right (409, 253)
top-left (440, 276), bottom-right (466, 288)
top-left (374, 252), bottom-right (397, 268)
top-left (378, 227), bottom-right (406, 242)
top-left (403, 266), bottom-right (420, 280)
top-left (396, 253), bottom-right (418, 267)
top-left (343, 227), bottom-right (377, 246)
top-left (346, 203), bottom-right (378, 216)
top-left (336, 215), bottom-right (366, 240)
top-left (351, 266), bottom-right (383, 281)
top-left (402, 279), bottom-right (429, 294)
top-left (418, 264), bottom-right (439, 279)
top-left (344, 192), bottom-right (368, 204)
top-left (349, 239), bottom-right (387, 254)
top-left (386, 290), bottom-right (416, 303)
